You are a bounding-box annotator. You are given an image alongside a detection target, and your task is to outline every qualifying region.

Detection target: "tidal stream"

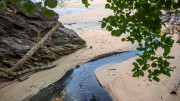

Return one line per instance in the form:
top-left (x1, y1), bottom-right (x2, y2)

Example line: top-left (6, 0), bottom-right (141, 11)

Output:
top-left (27, 50), bottom-right (139, 101)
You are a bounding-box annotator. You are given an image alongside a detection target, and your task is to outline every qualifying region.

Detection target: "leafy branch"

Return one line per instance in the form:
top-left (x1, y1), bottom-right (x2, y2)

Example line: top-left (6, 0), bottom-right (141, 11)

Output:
top-left (101, 0), bottom-right (180, 82)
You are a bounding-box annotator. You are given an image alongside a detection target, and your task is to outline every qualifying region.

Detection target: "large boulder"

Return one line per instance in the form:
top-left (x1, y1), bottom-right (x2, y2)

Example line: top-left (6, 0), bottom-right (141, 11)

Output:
top-left (0, 2), bottom-right (86, 72)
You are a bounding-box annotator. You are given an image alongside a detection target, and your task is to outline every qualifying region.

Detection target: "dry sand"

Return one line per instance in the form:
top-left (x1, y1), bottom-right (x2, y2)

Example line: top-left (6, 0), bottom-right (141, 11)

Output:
top-left (96, 35), bottom-right (180, 101)
top-left (0, 1), bottom-right (135, 101)
top-left (0, 1), bottom-right (179, 101)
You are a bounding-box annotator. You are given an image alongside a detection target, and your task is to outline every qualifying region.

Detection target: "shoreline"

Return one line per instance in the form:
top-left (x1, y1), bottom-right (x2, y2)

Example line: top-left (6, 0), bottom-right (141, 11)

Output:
top-left (0, 1), bottom-right (136, 100)
top-left (0, 46), bottom-right (136, 101)
top-left (95, 35), bottom-right (180, 101)
top-left (1, 0), bottom-right (179, 101)
top-left (26, 50), bottom-right (138, 101)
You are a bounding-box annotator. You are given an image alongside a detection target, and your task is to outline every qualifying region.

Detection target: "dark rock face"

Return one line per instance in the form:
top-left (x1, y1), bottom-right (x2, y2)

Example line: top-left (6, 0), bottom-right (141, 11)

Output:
top-left (0, 4), bottom-right (86, 70)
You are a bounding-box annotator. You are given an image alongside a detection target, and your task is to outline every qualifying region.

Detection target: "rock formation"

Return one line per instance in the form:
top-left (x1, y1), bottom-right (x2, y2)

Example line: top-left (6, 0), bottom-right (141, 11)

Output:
top-left (0, 2), bottom-right (86, 80)
top-left (161, 12), bottom-right (180, 43)
top-left (161, 12), bottom-right (180, 34)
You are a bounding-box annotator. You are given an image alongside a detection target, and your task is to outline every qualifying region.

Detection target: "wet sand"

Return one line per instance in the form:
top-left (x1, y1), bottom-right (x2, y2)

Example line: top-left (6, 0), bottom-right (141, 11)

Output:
top-left (0, 0), bottom-right (179, 101)
top-left (0, 1), bottom-right (135, 101)
top-left (96, 35), bottom-right (180, 101)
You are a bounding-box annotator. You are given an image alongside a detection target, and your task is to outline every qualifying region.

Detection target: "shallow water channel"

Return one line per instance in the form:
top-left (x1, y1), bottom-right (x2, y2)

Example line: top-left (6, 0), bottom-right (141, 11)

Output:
top-left (27, 50), bottom-right (139, 101)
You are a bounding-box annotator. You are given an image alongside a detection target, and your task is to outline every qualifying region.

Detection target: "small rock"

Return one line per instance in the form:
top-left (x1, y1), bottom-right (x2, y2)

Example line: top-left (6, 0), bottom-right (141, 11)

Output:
top-left (109, 73), bottom-right (115, 76)
top-left (162, 28), bottom-right (170, 34)
top-left (176, 38), bottom-right (180, 43)
top-left (108, 68), bottom-right (116, 70)
top-left (15, 39), bottom-right (23, 44)
top-left (18, 76), bottom-right (29, 82)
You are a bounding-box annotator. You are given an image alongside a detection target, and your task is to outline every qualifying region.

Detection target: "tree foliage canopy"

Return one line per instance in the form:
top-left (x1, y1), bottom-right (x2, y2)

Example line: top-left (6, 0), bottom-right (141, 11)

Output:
top-left (0, 0), bottom-right (180, 82)
top-left (102, 0), bottom-right (180, 82)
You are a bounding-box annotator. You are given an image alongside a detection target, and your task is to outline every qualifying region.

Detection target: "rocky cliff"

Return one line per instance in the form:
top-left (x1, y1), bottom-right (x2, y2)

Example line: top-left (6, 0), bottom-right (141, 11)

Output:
top-left (0, 2), bottom-right (86, 80)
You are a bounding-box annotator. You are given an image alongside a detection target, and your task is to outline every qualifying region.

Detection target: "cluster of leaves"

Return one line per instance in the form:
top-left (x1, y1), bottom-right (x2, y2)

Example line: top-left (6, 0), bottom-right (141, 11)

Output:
top-left (0, 0), bottom-right (56, 17)
top-left (101, 0), bottom-right (180, 82)
top-left (0, 0), bottom-right (89, 17)
top-left (0, 0), bottom-right (6, 8)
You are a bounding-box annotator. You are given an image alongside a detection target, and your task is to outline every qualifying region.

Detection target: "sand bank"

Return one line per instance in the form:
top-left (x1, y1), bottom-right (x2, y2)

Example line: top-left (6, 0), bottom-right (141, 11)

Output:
top-left (96, 35), bottom-right (180, 101)
top-left (0, 1), bottom-right (136, 100)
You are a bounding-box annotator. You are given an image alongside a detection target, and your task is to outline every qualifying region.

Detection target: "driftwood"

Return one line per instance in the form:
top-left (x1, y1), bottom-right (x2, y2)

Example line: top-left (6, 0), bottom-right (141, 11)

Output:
top-left (0, 64), bottom-right (56, 80)
top-left (9, 21), bottom-right (61, 72)
top-left (0, 21), bottom-right (61, 78)
top-left (170, 77), bottom-right (180, 95)
top-left (14, 64), bottom-right (56, 77)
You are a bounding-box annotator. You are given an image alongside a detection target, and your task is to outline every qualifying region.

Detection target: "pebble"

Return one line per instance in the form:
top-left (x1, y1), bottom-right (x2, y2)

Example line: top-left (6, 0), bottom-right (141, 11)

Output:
top-left (109, 73), bottom-right (115, 76)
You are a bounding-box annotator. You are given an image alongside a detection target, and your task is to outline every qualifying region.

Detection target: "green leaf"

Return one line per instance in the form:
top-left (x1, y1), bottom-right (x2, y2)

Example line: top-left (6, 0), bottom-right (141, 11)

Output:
top-left (132, 66), bottom-right (139, 71)
top-left (164, 60), bottom-right (170, 67)
top-left (161, 34), bottom-right (166, 42)
top-left (136, 59), bottom-right (144, 66)
top-left (110, 21), bottom-right (117, 27)
top-left (10, 0), bottom-right (21, 4)
top-left (166, 56), bottom-right (175, 59)
top-left (175, 10), bottom-right (179, 16)
top-left (21, 0), bottom-right (36, 15)
top-left (44, 0), bottom-right (57, 8)
top-left (152, 76), bottom-right (160, 82)
top-left (105, 4), bottom-right (110, 8)
top-left (151, 62), bottom-right (157, 67)
top-left (163, 46), bottom-right (170, 57)
top-left (106, 26), bottom-right (113, 31)
top-left (82, 0), bottom-right (90, 7)
top-left (121, 38), bottom-right (126, 41)
top-left (148, 72), bottom-right (152, 78)
top-left (0, 0), bottom-right (6, 9)
top-left (153, 70), bottom-right (160, 76)
top-left (164, 71), bottom-right (171, 77)
top-left (133, 62), bottom-right (138, 67)
top-left (107, 0), bottom-right (111, 3)
top-left (139, 70), bottom-right (144, 76)
top-left (36, 2), bottom-right (42, 7)
top-left (133, 71), bottom-right (139, 77)
top-left (41, 7), bottom-right (56, 17)
top-left (82, 0), bottom-right (88, 4)
top-left (142, 64), bottom-right (149, 71)
top-left (111, 30), bottom-right (121, 36)
top-left (101, 22), bottom-right (106, 28)
top-left (84, 3), bottom-right (90, 7)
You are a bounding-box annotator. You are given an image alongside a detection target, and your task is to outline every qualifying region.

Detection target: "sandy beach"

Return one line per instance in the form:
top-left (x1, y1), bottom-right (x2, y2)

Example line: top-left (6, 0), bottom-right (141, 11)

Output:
top-left (96, 39), bottom-right (180, 101)
top-left (0, 0), bottom-right (180, 101)
top-left (0, 0), bottom-right (135, 101)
